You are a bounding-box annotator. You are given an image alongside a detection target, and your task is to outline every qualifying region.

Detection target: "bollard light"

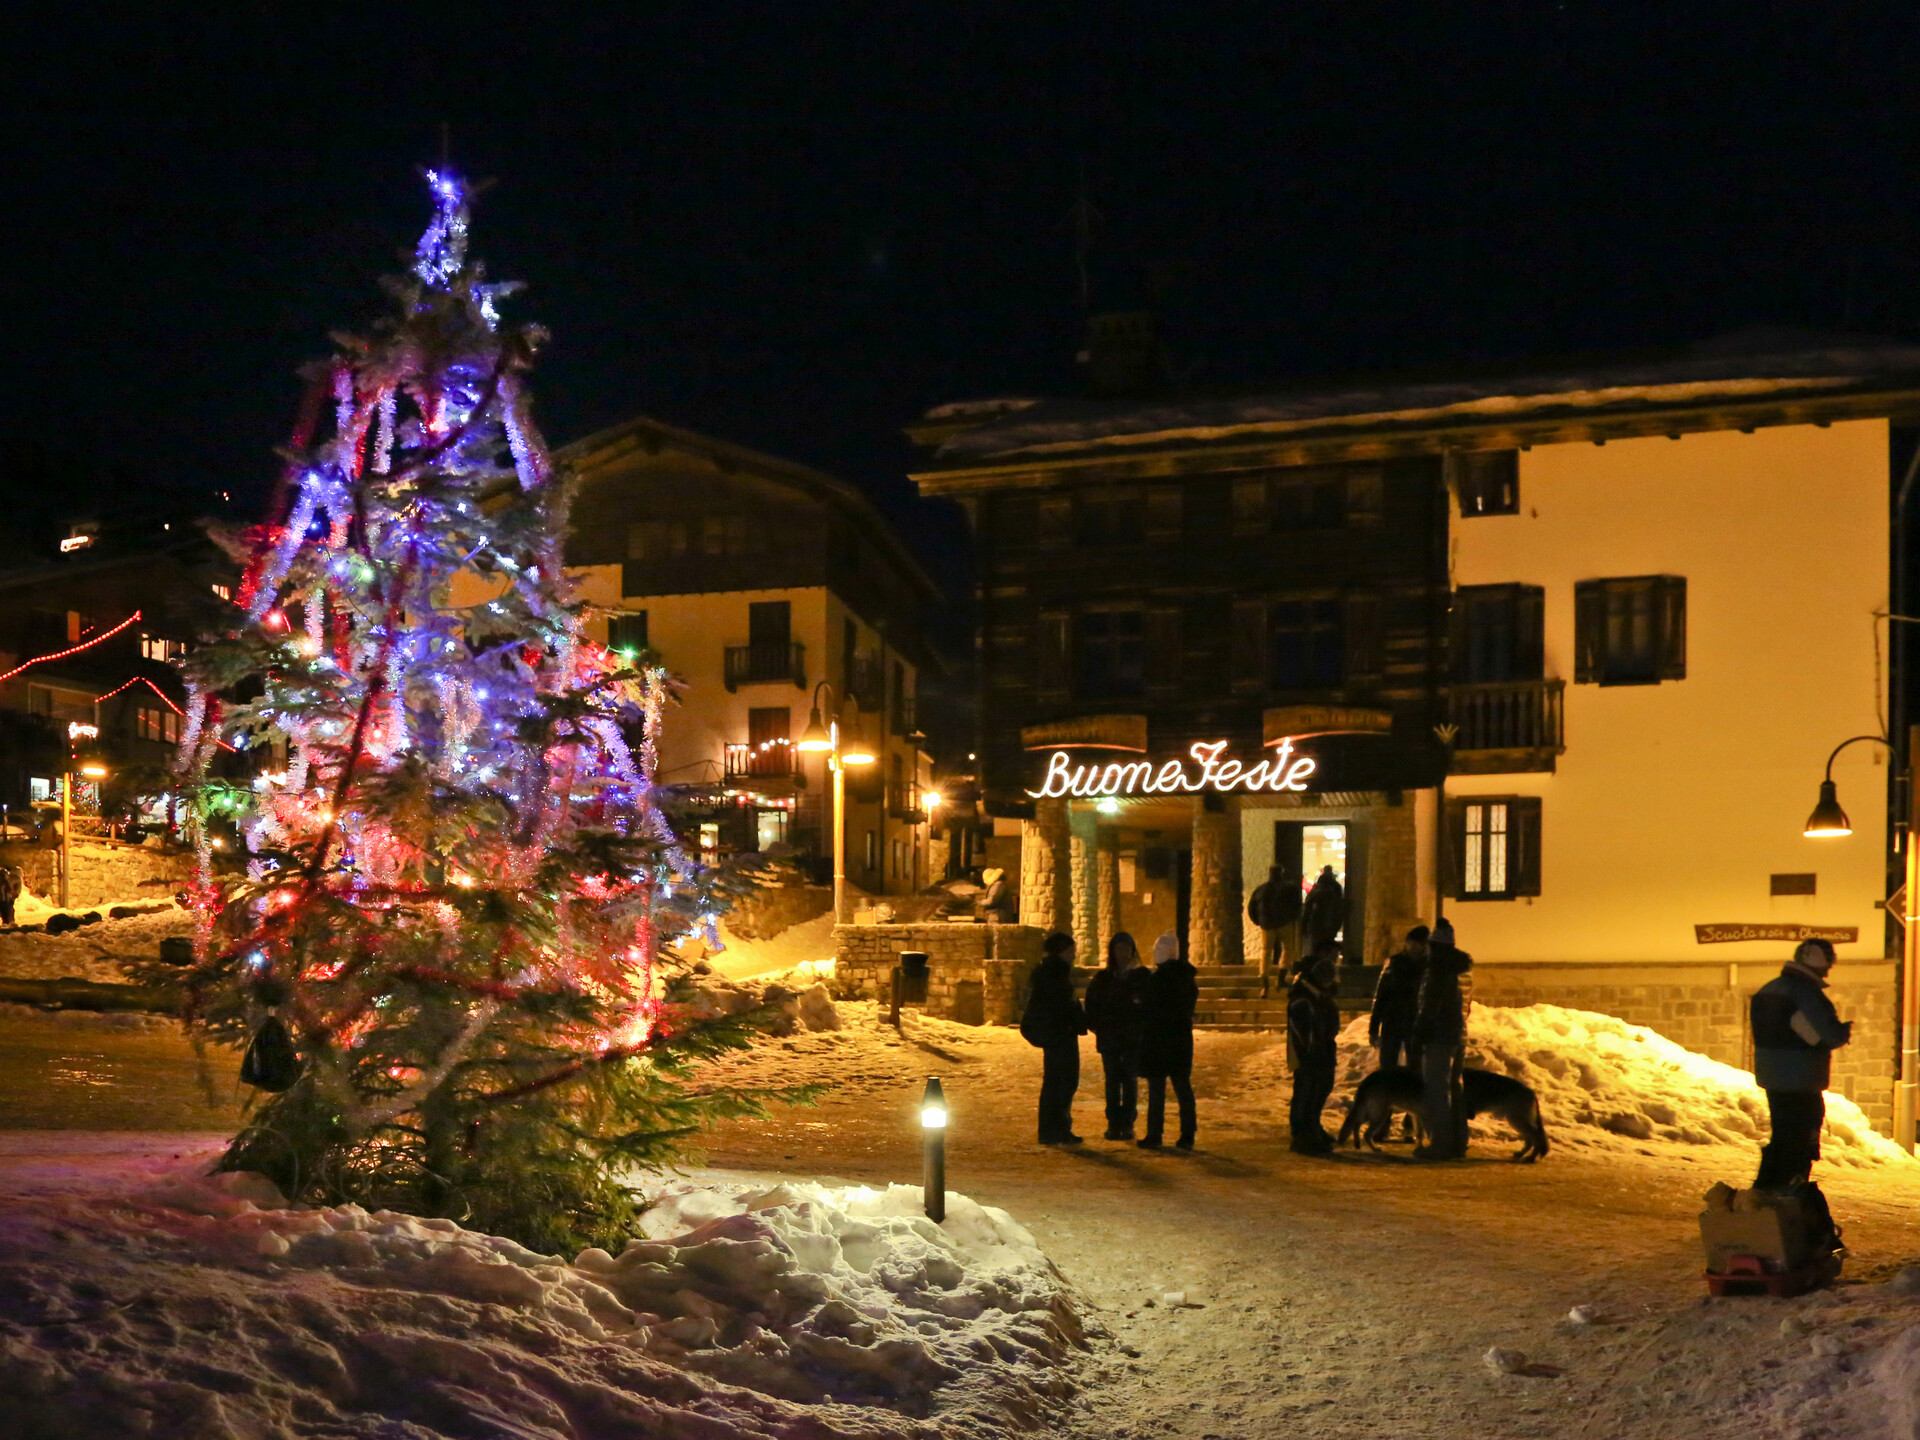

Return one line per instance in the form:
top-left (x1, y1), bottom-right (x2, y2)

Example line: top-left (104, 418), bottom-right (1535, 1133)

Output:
top-left (921, 1076), bottom-right (947, 1223)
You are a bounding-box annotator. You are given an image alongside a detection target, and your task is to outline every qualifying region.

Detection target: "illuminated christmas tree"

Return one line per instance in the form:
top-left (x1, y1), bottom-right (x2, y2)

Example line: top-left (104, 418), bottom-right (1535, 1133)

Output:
top-left (144, 173), bottom-right (775, 1252)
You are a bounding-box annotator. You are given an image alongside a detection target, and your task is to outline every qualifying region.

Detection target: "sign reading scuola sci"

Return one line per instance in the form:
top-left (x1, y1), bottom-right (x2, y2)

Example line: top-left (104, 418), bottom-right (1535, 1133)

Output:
top-left (1693, 923), bottom-right (1860, 945)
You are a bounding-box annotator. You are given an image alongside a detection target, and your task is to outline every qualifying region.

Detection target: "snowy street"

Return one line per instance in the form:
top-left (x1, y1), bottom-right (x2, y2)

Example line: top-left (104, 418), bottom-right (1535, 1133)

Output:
top-left (7, 996), bottom-right (1920, 1436)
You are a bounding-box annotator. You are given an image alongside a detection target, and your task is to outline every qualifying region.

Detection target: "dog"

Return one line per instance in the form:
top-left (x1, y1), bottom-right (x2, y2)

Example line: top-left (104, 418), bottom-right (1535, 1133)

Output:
top-left (1336, 1065), bottom-right (1550, 1162)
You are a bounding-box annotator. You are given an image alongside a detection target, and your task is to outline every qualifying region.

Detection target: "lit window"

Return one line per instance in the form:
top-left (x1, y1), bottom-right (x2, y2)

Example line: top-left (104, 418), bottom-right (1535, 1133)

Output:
top-left (211, 583), bottom-right (232, 600)
top-left (1450, 797), bottom-right (1540, 901)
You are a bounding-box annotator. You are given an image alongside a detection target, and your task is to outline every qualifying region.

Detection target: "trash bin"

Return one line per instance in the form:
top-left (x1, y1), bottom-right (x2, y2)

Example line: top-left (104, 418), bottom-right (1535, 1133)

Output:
top-left (898, 951), bottom-right (930, 1004)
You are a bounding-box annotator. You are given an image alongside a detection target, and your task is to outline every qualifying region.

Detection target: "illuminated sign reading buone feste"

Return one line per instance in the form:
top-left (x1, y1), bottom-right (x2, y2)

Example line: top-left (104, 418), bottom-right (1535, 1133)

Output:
top-left (1027, 739), bottom-right (1317, 799)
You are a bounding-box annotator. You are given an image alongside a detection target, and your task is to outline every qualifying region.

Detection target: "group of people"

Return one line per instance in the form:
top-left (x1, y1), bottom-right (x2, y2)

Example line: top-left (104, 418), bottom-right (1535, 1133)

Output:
top-left (1020, 930), bottom-right (1198, 1148)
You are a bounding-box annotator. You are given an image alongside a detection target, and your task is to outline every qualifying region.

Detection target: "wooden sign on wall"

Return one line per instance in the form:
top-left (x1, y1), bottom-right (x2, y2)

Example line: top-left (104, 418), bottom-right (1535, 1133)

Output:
top-left (1693, 923), bottom-right (1860, 945)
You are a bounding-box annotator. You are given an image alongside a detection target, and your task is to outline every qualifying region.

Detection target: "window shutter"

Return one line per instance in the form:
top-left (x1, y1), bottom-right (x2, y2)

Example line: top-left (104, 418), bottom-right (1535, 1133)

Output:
top-left (1146, 605), bottom-right (1183, 693)
top-left (1344, 593), bottom-right (1383, 686)
top-left (1036, 610), bottom-right (1071, 699)
top-left (1037, 493), bottom-right (1072, 550)
top-left (1573, 580), bottom-right (1603, 684)
top-left (1230, 598), bottom-right (1268, 695)
top-left (1509, 796), bottom-right (1543, 896)
top-left (1146, 485), bottom-right (1183, 539)
top-left (1657, 576), bottom-right (1687, 681)
top-left (1515, 586), bottom-right (1546, 681)
top-left (1443, 800), bottom-right (1469, 899)
top-left (1345, 467), bottom-right (1385, 526)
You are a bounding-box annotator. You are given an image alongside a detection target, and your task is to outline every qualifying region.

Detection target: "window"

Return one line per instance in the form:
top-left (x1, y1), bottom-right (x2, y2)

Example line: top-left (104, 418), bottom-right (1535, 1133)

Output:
top-left (995, 495), bottom-right (1039, 551)
top-left (864, 830), bottom-right (879, 873)
top-left (1453, 585), bottom-right (1545, 683)
top-left (627, 519), bottom-right (690, 563)
top-left (136, 707), bottom-right (182, 743)
top-left (1574, 576), bottom-right (1686, 685)
top-left (1268, 600), bottom-right (1344, 689)
top-left (210, 583), bottom-right (232, 601)
top-left (141, 634), bottom-right (185, 663)
top-left (607, 612), bottom-right (648, 655)
top-left (1035, 610), bottom-right (1071, 699)
top-left (1077, 606), bottom-right (1146, 698)
top-left (700, 515), bottom-right (761, 558)
top-left (748, 707), bottom-right (790, 746)
top-left (755, 809), bottom-right (787, 852)
top-left (1456, 451), bottom-right (1519, 516)
top-left (1448, 796), bottom-right (1541, 900)
top-left (1145, 485), bottom-right (1183, 540)
top-left (1272, 472), bottom-right (1346, 531)
top-left (1077, 487), bottom-right (1143, 547)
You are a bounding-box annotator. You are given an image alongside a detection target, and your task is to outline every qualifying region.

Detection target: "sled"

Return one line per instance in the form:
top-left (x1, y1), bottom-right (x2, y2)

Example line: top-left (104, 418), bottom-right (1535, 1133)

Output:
top-left (1703, 1253), bottom-right (1839, 1299)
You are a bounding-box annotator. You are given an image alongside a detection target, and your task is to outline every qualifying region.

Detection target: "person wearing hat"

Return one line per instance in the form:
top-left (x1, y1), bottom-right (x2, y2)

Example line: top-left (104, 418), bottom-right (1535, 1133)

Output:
top-left (1020, 931), bottom-right (1088, 1144)
top-left (1750, 937), bottom-right (1853, 1189)
top-left (1370, 925), bottom-right (1430, 1073)
top-left (1412, 917), bottom-right (1473, 1159)
top-left (978, 867), bottom-right (1017, 924)
top-left (1138, 930), bottom-right (1199, 1149)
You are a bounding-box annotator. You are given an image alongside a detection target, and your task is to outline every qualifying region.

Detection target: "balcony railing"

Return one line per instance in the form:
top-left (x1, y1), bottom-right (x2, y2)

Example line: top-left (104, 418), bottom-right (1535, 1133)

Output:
top-left (724, 641), bottom-right (806, 691)
top-left (1449, 679), bottom-right (1565, 768)
top-left (887, 780), bottom-right (926, 821)
top-left (724, 739), bottom-right (800, 782)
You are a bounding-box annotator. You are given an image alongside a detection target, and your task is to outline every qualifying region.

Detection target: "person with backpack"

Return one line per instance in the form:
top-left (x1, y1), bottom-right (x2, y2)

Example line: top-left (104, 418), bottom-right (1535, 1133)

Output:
top-left (1083, 932), bottom-right (1148, 1140)
top-left (1138, 931), bottom-right (1198, 1150)
top-left (1750, 938), bottom-right (1853, 1190)
top-left (1247, 863), bottom-right (1302, 977)
top-left (1021, 931), bottom-right (1087, 1144)
top-left (1287, 941), bottom-right (1343, 1155)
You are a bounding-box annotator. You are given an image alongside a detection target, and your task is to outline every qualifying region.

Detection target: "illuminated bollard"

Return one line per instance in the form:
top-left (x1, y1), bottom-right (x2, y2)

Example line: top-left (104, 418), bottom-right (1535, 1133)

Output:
top-left (921, 1076), bottom-right (947, 1223)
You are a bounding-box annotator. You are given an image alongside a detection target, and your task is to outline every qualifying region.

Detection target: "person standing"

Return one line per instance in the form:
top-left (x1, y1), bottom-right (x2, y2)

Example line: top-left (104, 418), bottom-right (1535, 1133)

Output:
top-left (1750, 938), bottom-right (1853, 1189)
top-left (1412, 917), bottom-right (1473, 1159)
top-left (1020, 931), bottom-right (1087, 1145)
top-left (1084, 932), bottom-right (1147, 1140)
top-left (1370, 925), bottom-right (1430, 1071)
top-left (0, 864), bottom-right (20, 926)
top-left (1300, 865), bottom-right (1345, 962)
top-left (1138, 931), bottom-right (1199, 1150)
top-left (1247, 863), bottom-right (1302, 978)
top-left (978, 867), bottom-right (1017, 924)
top-left (1287, 941), bottom-right (1343, 1155)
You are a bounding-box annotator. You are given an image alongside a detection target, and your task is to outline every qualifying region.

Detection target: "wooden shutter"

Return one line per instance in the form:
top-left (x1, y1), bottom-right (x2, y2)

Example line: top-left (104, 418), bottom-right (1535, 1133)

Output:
top-left (1344, 593), bottom-right (1384, 686)
top-left (1573, 580), bottom-right (1603, 684)
top-left (1515, 586), bottom-right (1546, 681)
top-left (1146, 605), bottom-right (1183, 693)
top-left (1508, 796), bottom-right (1543, 896)
top-left (1037, 493), bottom-right (1072, 550)
top-left (1443, 799), bottom-right (1470, 899)
top-left (1345, 467), bottom-right (1385, 527)
top-left (1036, 610), bottom-right (1071, 699)
top-left (1146, 485), bottom-right (1183, 539)
top-left (1656, 576), bottom-right (1687, 681)
top-left (1230, 598), bottom-right (1268, 695)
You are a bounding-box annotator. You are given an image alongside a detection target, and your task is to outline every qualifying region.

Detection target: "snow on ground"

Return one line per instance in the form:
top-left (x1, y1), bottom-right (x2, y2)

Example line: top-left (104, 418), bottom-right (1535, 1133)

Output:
top-left (0, 1144), bottom-right (1081, 1440)
top-left (1225, 1000), bottom-right (1916, 1169)
top-left (696, 912), bottom-right (840, 983)
top-left (0, 902), bottom-right (190, 984)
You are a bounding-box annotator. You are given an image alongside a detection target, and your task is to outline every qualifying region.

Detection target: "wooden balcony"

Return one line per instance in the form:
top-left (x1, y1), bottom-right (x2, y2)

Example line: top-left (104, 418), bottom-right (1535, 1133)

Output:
top-left (1449, 679), bottom-right (1565, 774)
top-left (724, 739), bottom-right (800, 784)
top-left (887, 780), bottom-right (926, 821)
top-left (724, 641), bottom-right (806, 691)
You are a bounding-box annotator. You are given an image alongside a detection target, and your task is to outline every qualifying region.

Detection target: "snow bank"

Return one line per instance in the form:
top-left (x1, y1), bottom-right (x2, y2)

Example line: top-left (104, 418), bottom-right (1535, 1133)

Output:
top-left (1331, 1003), bottom-right (1916, 1167)
top-left (0, 1164), bottom-right (1079, 1439)
top-left (678, 968), bottom-right (843, 1035)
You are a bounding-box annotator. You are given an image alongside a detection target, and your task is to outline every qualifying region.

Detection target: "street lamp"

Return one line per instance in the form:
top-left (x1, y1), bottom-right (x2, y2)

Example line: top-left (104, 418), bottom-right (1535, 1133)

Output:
top-left (797, 683), bottom-right (875, 923)
top-left (1803, 729), bottom-right (1917, 1151)
top-left (921, 1076), bottom-right (947, 1223)
top-left (62, 722), bottom-right (108, 910)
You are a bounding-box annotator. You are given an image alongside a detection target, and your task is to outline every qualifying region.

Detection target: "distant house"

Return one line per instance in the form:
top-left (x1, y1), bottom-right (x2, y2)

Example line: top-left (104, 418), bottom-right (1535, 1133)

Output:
top-left (557, 417), bottom-right (943, 896)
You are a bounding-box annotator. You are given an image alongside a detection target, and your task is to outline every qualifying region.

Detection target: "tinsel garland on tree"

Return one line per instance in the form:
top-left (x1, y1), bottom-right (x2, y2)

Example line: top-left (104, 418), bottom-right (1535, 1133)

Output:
top-left (133, 173), bottom-right (793, 1253)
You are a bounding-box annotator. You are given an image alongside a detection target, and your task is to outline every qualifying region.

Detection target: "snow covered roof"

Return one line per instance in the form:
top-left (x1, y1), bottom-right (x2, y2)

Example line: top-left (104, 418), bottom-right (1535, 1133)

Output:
top-left (918, 333), bottom-right (1920, 474)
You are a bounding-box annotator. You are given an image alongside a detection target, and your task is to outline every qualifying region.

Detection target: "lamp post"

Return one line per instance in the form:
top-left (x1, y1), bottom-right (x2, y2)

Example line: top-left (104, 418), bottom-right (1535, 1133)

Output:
top-left (1803, 727), bottom-right (1918, 1151)
top-left (797, 683), bottom-right (875, 924)
top-left (62, 722), bottom-right (108, 911)
top-left (920, 1076), bottom-right (947, 1222)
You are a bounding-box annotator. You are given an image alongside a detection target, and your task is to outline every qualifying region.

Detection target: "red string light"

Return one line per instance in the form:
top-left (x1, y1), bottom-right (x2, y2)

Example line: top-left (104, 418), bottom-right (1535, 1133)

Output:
top-left (0, 611), bottom-right (142, 684)
top-left (92, 674), bottom-right (235, 751)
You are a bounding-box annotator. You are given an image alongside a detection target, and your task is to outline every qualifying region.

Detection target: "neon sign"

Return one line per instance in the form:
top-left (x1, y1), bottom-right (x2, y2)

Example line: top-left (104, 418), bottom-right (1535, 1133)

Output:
top-left (1027, 739), bottom-right (1316, 799)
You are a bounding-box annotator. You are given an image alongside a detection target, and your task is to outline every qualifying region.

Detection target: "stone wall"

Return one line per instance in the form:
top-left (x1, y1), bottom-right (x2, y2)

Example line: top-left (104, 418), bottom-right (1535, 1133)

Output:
top-left (724, 879), bottom-right (833, 940)
top-left (1189, 807), bottom-right (1242, 967)
top-left (0, 840), bottom-right (196, 911)
top-left (832, 921), bottom-right (1045, 1025)
top-left (1472, 959), bottom-right (1899, 1131)
top-left (1020, 799), bottom-right (1070, 932)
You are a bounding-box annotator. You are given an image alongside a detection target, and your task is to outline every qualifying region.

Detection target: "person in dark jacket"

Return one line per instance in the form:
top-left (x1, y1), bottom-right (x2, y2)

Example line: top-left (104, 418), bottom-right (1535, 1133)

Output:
top-left (1287, 941), bottom-right (1343, 1155)
top-left (1021, 931), bottom-right (1087, 1144)
top-left (1300, 865), bottom-right (1345, 961)
top-left (1750, 938), bottom-right (1853, 1189)
top-left (0, 864), bottom-right (20, 926)
top-left (1247, 863), bottom-right (1303, 975)
top-left (1084, 932), bottom-right (1147, 1140)
top-left (979, 867), bottom-right (1017, 924)
top-left (1138, 931), bottom-right (1198, 1150)
top-left (1370, 925), bottom-right (1430, 1071)
top-left (1412, 917), bottom-right (1473, 1159)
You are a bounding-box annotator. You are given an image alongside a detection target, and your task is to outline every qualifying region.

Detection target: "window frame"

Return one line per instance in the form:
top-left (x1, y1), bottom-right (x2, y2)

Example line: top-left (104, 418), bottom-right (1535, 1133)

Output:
top-left (1574, 575), bottom-right (1686, 686)
top-left (1455, 451), bottom-right (1520, 517)
top-left (1446, 795), bottom-right (1542, 901)
top-left (1076, 603), bottom-right (1148, 700)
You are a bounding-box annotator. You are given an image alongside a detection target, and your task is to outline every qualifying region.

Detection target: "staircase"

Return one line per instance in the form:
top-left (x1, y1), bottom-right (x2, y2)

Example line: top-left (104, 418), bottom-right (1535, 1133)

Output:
top-left (1190, 963), bottom-right (1383, 1032)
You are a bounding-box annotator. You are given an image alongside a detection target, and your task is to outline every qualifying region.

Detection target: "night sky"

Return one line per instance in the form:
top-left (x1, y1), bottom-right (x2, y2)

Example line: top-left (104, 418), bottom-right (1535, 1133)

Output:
top-left (13, 4), bottom-right (1920, 611)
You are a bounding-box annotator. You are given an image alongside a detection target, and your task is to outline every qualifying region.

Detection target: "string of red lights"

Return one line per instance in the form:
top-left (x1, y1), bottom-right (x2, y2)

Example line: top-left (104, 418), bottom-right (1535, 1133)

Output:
top-left (0, 611), bottom-right (143, 685)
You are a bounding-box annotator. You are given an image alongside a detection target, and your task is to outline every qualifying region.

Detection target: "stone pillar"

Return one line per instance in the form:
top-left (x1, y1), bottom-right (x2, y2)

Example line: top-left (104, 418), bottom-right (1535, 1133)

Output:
top-left (1097, 829), bottom-right (1121, 958)
top-left (1020, 797), bottom-right (1072, 934)
top-left (1070, 808), bottom-right (1098, 962)
top-left (1189, 802), bottom-right (1244, 968)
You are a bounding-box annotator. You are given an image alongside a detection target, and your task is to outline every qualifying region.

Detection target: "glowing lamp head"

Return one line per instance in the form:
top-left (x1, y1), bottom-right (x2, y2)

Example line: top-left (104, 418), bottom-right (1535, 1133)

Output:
top-left (840, 734), bottom-right (877, 766)
top-left (796, 704), bottom-right (834, 753)
top-left (1804, 779), bottom-right (1852, 838)
top-left (923, 790), bottom-right (942, 813)
top-left (1096, 795), bottom-right (1120, 815)
top-left (79, 762), bottom-right (108, 778)
top-left (920, 1076), bottom-right (947, 1129)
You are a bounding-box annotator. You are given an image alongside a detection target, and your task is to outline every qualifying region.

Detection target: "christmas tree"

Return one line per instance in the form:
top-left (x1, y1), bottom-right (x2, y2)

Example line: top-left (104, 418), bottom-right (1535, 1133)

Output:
top-left (142, 173), bottom-right (783, 1253)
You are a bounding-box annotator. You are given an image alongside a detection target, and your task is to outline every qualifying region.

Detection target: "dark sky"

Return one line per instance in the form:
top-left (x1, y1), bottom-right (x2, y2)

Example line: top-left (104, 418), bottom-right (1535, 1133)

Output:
top-left (12, 4), bottom-right (1920, 607)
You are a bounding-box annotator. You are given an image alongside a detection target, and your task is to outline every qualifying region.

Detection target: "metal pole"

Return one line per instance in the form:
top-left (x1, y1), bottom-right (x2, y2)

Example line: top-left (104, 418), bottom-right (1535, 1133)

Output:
top-left (59, 768), bottom-right (70, 910)
top-left (921, 1076), bottom-right (947, 1223)
top-left (890, 964), bottom-right (903, 1028)
top-left (831, 719), bottom-right (847, 925)
top-left (1900, 723), bottom-right (1920, 1153)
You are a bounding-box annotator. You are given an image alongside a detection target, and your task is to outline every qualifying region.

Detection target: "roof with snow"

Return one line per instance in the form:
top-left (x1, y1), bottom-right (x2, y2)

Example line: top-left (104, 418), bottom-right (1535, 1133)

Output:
top-left (912, 331), bottom-right (1920, 486)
